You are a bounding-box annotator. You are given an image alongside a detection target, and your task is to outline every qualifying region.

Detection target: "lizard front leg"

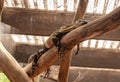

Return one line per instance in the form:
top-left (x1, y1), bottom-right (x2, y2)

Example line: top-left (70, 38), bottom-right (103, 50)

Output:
top-left (51, 31), bottom-right (67, 57)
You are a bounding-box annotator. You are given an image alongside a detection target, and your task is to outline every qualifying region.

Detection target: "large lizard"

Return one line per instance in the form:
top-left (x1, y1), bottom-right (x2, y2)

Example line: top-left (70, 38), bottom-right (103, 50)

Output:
top-left (28, 19), bottom-right (88, 76)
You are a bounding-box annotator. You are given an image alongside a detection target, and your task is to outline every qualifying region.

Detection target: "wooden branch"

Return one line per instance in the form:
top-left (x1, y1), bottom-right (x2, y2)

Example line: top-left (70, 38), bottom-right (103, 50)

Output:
top-left (0, 42), bottom-right (33, 82)
top-left (23, 0), bottom-right (30, 8)
top-left (13, 0), bottom-right (20, 6)
top-left (25, 6), bottom-right (120, 78)
top-left (0, 2), bottom-right (31, 79)
top-left (58, 51), bottom-right (72, 82)
top-left (43, 0), bottom-right (48, 10)
top-left (73, 0), bottom-right (88, 21)
top-left (58, 0), bottom-right (88, 82)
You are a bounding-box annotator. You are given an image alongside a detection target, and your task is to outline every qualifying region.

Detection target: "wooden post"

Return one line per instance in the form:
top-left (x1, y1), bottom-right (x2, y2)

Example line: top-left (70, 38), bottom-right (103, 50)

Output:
top-left (58, 51), bottom-right (72, 82)
top-left (58, 0), bottom-right (88, 82)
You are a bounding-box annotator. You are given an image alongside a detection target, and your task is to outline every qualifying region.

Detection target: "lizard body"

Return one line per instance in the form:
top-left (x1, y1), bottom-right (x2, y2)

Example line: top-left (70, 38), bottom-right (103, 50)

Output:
top-left (28, 19), bottom-right (88, 75)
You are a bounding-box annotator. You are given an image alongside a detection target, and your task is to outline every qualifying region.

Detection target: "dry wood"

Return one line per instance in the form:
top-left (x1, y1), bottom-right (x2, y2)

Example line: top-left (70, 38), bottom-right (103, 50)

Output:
top-left (58, 0), bottom-right (88, 82)
top-left (33, 0), bottom-right (38, 8)
top-left (23, 0), bottom-right (30, 8)
top-left (64, 0), bottom-right (67, 11)
top-left (74, 0), bottom-right (77, 11)
top-left (73, 0), bottom-right (88, 21)
top-left (13, 0), bottom-right (21, 6)
top-left (53, 0), bottom-right (57, 10)
top-left (114, 0), bottom-right (119, 9)
top-left (2, 7), bottom-right (102, 36)
top-left (43, 0), bottom-right (48, 10)
top-left (93, 0), bottom-right (98, 13)
top-left (0, 42), bottom-right (33, 82)
top-left (103, 0), bottom-right (109, 14)
top-left (58, 51), bottom-right (72, 82)
top-left (0, 1), bottom-right (32, 81)
top-left (24, 6), bottom-right (120, 78)
top-left (2, 7), bottom-right (120, 41)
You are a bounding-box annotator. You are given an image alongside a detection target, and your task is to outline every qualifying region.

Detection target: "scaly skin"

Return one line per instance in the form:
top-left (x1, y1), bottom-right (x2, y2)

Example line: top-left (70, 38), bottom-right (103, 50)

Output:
top-left (28, 19), bottom-right (88, 75)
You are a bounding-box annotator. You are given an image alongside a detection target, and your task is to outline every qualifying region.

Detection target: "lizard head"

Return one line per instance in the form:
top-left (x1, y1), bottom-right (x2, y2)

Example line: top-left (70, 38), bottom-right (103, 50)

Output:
top-left (75, 19), bottom-right (88, 25)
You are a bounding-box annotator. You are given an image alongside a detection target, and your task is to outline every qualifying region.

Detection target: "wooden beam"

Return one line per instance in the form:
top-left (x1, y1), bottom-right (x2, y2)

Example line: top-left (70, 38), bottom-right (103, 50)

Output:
top-left (1, 7), bottom-right (101, 36)
top-left (14, 44), bottom-right (120, 69)
top-left (24, 6), bottom-right (120, 77)
top-left (2, 7), bottom-right (120, 41)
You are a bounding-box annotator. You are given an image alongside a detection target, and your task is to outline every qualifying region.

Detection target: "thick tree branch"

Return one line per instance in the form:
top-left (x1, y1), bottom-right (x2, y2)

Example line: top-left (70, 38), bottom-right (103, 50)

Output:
top-left (25, 6), bottom-right (120, 78)
top-left (0, 42), bottom-right (33, 82)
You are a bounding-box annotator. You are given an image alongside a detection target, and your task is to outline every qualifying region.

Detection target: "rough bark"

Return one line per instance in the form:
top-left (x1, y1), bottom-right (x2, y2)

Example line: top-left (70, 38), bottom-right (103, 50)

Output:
top-left (25, 6), bottom-right (120, 78)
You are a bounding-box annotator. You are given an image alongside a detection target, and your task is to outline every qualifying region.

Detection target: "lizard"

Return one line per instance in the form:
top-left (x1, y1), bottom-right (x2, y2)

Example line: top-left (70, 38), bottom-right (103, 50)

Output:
top-left (28, 19), bottom-right (88, 76)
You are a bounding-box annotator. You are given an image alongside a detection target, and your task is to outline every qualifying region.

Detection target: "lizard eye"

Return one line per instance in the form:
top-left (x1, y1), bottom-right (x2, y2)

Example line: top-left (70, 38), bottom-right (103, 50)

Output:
top-left (81, 20), bottom-right (88, 25)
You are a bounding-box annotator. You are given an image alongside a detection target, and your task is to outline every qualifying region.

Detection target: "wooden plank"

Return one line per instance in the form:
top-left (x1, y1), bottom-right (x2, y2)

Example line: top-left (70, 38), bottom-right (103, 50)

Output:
top-left (1, 7), bottom-right (101, 36)
top-left (14, 44), bottom-right (120, 69)
top-left (2, 7), bottom-right (120, 41)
